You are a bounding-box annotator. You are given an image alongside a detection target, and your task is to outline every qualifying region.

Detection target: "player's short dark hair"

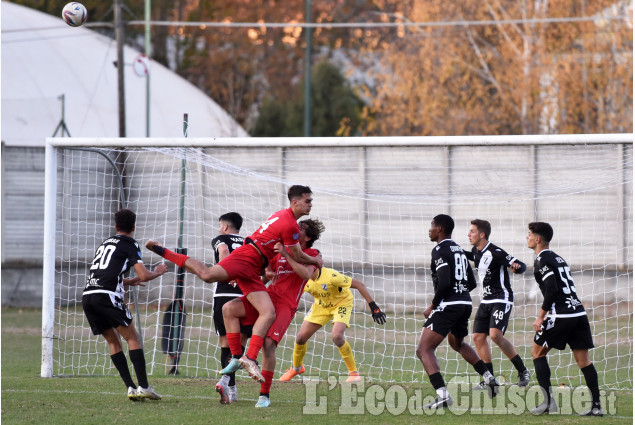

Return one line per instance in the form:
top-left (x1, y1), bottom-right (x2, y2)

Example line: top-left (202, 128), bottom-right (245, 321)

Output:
top-left (219, 212), bottom-right (243, 231)
top-left (288, 185), bottom-right (312, 201)
top-left (528, 222), bottom-right (553, 242)
top-left (114, 209), bottom-right (136, 233)
top-left (433, 214), bottom-right (454, 236)
top-left (471, 219), bottom-right (491, 239)
top-left (300, 218), bottom-right (325, 248)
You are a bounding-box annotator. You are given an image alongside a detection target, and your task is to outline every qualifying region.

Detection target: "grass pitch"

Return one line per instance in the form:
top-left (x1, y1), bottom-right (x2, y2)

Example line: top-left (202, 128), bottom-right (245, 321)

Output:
top-left (2, 308), bottom-right (632, 424)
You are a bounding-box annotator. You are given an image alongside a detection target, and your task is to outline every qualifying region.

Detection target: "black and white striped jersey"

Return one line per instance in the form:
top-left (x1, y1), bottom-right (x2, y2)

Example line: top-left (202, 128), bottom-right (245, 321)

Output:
top-left (211, 233), bottom-right (245, 297)
top-left (534, 249), bottom-right (585, 317)
top-left (430, 239), bottom-right (475, 307)
top-left (467, 242), bottom-right (525, 304)
top-left (83, 234), bottom-right (142, 299)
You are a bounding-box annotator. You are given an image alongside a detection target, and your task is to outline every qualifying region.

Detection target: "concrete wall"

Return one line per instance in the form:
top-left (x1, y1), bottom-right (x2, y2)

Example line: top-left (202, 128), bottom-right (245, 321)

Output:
top-left (2, 142), bottom-right (632, 309)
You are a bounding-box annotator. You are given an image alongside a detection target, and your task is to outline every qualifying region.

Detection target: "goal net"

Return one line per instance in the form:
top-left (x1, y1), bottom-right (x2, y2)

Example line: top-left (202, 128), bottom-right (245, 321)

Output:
top-left (42, 135), bottom-right (632, 390)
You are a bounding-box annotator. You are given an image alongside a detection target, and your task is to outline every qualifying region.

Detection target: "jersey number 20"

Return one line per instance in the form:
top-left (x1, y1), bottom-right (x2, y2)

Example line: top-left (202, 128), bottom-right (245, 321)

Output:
top-left (90, 245), bottom-right (116, 270)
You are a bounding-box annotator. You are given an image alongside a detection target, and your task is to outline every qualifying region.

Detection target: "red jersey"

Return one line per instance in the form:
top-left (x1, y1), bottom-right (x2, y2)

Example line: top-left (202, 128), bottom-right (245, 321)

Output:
top-left (267, 247), bottom-right (320, 310)
top-left (248, 207), bottom-right (301, 262)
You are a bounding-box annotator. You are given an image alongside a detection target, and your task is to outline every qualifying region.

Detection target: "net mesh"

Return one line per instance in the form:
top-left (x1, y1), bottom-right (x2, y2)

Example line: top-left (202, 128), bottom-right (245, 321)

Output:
top-left (48, 139), bottom-right (632, 389)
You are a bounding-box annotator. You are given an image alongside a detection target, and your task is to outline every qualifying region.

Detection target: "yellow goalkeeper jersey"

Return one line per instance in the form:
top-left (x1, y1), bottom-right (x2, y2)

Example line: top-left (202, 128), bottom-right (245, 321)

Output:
top-left (304, 267), bottom-right (354, 309)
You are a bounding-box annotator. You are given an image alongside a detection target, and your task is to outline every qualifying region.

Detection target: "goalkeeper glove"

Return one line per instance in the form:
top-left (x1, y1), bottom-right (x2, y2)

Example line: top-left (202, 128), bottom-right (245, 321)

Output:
top-left (368, 301), bottom-right (386, 325)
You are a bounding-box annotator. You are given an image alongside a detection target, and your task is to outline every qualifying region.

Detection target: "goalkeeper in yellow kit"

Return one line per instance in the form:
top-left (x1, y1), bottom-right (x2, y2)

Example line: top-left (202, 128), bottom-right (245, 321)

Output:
top-left (279, 267), bottom-right (386, 383)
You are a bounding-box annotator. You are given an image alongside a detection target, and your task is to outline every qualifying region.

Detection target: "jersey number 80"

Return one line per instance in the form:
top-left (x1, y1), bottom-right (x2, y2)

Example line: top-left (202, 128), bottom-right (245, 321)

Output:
top-left (454, 253), bottom-right (469, 281)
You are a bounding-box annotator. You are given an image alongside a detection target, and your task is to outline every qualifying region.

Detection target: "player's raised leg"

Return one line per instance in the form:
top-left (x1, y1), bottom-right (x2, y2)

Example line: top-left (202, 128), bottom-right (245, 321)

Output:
top-left (219, 298), bottom-right (248, 375)
top-left (145, 239), bottom-right (229, 283)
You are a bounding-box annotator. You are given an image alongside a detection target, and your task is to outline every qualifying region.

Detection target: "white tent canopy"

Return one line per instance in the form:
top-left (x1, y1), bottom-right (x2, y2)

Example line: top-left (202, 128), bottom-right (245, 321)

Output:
top-left (1, 1), bottom-right (247, 147)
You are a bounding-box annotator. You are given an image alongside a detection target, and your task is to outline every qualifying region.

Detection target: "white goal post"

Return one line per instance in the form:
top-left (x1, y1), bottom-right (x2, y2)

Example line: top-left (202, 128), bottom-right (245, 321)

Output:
top-left (42, 134), bottom-right (633, 390)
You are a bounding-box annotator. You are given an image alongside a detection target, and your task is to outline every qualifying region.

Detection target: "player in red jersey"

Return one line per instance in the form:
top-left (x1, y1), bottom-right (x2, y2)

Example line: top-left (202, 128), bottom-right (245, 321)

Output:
top-left (221, 218), bottom-right (325, 407)
top-left (145, 185), bottom-right (323, 382)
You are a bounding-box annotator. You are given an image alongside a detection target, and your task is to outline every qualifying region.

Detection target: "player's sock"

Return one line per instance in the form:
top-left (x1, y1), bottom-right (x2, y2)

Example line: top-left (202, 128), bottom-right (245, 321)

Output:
top-left (226, 333), bottom-right (242, 358)
top-left (485, 362), bottom-right (494, 375)
top-left (581, 363), bottom-right (601, 405)
top-left (472, 359), bottom-right (489, 376)
top-left (428, 372), bottom-right (446, 391)
top-left (260, 370), bottom-right (274, 395)
top-left (111, 351), bottom-right (136, 388)
top-left (219, 347), bottom-right (236, 386)
top-left (510, 354), bottom-right (527, 373)
top-left (129, 348), bottom-right (149, 389)
top-left (337, 341), bottom-right (357, 373)
top-left (159, 248), bottom-right (189, 269)
top-left (293, 342), bottom-right (307, 370)
top-left (245, 335), bottom-right (265, 360)
top-left (533, 356), bottom-right (552, 401)
top-left (220, 346), bottom-right (231, 368)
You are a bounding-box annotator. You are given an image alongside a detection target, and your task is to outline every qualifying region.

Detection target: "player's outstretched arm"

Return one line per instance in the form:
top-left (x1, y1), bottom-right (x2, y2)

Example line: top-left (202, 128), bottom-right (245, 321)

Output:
top-left (351, 279), bottom-right (386, 325)
top-left (275, 243), bottom-right (319, 280)
top-left (133, 262), bottom-right (168, 282)
top-left (287, 243), bottom-right (324, 269)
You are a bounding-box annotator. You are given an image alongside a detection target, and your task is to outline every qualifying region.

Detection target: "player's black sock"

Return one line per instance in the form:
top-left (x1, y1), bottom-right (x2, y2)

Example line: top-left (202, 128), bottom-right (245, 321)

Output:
top-left (110, 351), bottom-right (135, 388)
top-left (149, 244), bottom-right (165, 256)
top-left (472, 360), bottom-right (488, 376)
top-left (533, 356), bottom-right (552, 402)
top-left (581, 363), bottom-right (601, 405)
top-left (485, 362), bottom-right (494, 375)
top-left (510, 354), bottom-right (526, 373)
top-left (220, 347), bottom-right (236, 386)
top-left (220, 347), bottom-right (231, 367)
top-left (260, 392), bottom-right (270, 397)
top-left (428, 372), bottom-right (445, 390)
top-left (129, 348), bottom-right (149, 389)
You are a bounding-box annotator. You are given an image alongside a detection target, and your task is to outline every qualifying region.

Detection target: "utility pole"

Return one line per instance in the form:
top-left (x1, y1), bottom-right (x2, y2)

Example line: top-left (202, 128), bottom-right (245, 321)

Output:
top-left (303, 0), bottom-right (312, 137)
top-left (145, 0), bottom-right (151, 136)
top-left (115, 0), bottom-right (126, 137)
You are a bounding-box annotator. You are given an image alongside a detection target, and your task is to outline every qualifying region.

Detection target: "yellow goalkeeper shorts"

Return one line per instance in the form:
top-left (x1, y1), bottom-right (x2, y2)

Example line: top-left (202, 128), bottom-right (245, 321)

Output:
top-left (304, 302), bottom-right (353, 327)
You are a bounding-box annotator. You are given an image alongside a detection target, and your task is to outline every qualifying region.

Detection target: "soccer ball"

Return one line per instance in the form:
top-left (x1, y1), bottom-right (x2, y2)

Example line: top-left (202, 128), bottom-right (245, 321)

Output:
top-left (62, 2), bottom-right (87, 27)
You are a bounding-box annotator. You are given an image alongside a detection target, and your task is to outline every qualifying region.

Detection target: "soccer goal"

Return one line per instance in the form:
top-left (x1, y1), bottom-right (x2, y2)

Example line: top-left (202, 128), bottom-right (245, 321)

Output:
top-left (42, 134), bottom-right (633, 390)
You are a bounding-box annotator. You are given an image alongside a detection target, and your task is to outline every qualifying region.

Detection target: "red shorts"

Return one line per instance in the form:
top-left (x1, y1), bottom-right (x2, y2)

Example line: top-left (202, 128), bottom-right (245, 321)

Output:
top-left (217, 244), bottom-right (266, 296)
top-left (240, 296), bottom-right (296, 344)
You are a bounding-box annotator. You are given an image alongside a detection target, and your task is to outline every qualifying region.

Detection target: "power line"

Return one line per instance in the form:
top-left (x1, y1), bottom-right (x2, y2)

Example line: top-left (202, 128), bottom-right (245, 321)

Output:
top-left (126, 15), bottom-right (630, 29)
top-left (3, 14), bottom-right (628, 35)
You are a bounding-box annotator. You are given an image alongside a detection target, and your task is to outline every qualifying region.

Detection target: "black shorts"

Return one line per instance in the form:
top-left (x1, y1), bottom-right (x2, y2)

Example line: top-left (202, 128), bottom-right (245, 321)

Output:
top-left (213, 296), bottom-right (253, 337)
top-left (423, 303), bottom-right (472, 339)
top-left (534, 314), bottom-right (594, 350)
top-left (82, 292), bottom-right (132, 335)
top-left (473, 302), bottom-right (512, 334)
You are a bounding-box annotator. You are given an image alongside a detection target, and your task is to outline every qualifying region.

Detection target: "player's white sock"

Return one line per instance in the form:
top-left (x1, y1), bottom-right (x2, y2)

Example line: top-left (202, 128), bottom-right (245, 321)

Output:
top-left (436, 387), bottom-right (449, 399)
top-left (220, 374), bottom-right (230, 385)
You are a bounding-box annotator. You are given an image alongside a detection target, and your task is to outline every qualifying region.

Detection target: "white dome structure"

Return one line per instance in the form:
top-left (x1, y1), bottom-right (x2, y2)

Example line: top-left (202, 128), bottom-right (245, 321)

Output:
top-left (1, 1), bottom-right (248, 146)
